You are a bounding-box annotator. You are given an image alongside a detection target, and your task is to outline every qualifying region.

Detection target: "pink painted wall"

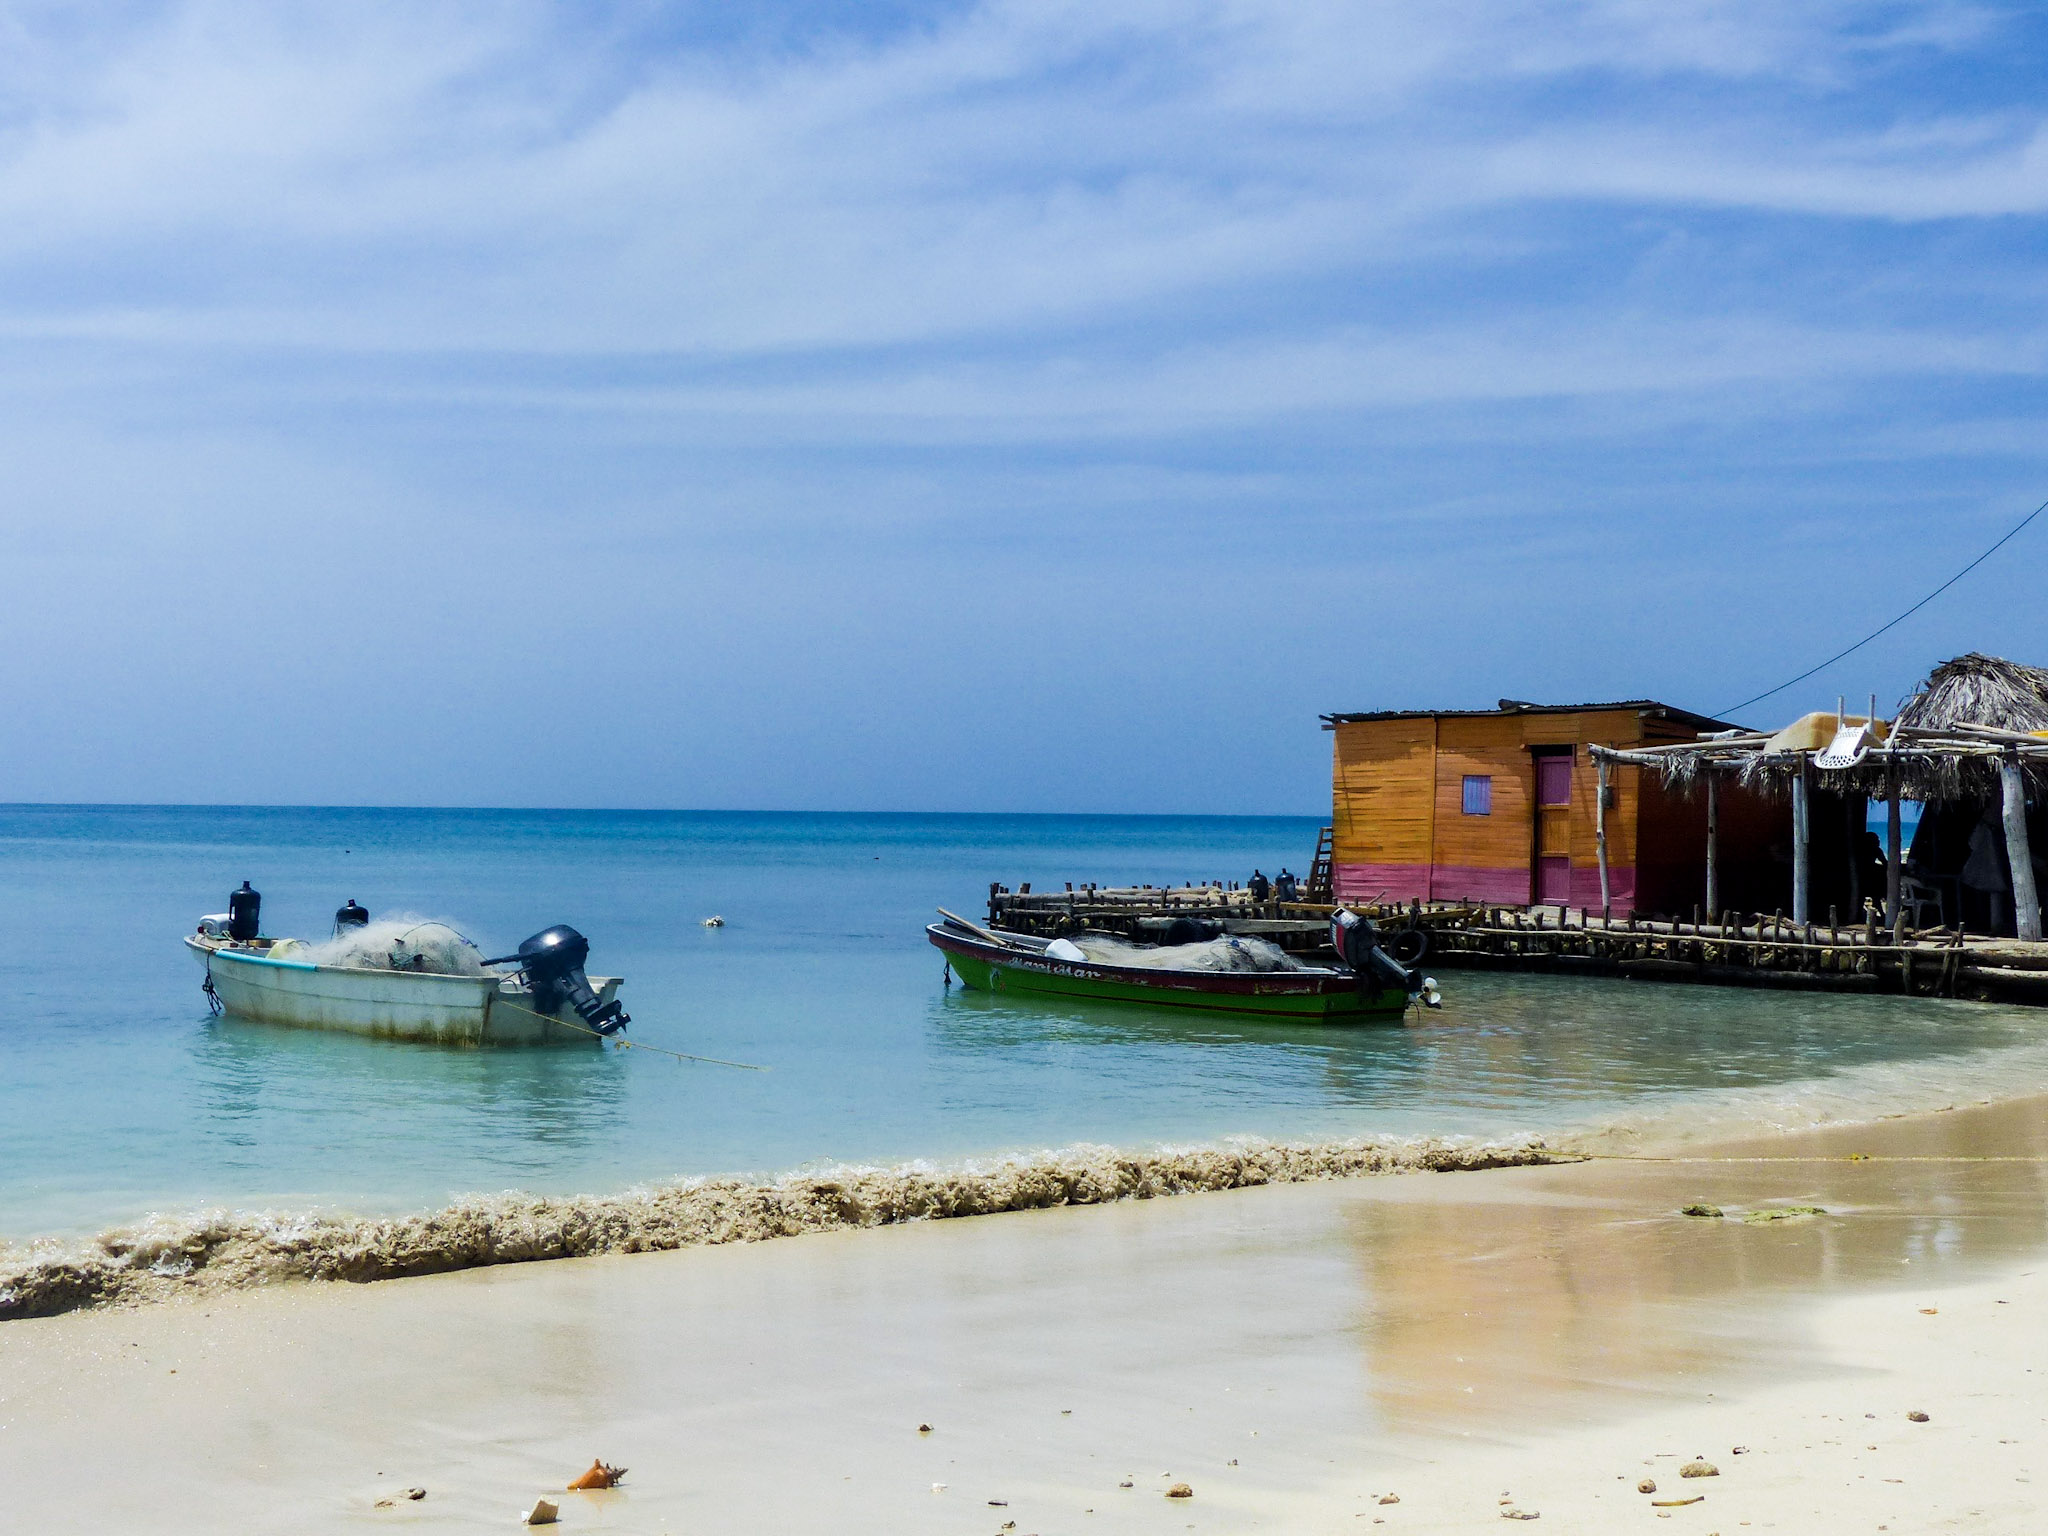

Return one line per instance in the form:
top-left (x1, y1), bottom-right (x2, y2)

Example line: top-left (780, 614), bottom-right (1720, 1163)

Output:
top-left (1570, 863), bottom-right (1635, 911)
top-left (1333, 861), bottom-right (1432, 903)
top-left (1334, 861), bottom-right (1636, 911)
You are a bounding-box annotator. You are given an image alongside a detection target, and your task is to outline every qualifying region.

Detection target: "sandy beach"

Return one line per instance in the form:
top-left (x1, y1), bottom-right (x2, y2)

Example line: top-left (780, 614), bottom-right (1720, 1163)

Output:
top-left (6, 1097), bottom-right (2048, 1533)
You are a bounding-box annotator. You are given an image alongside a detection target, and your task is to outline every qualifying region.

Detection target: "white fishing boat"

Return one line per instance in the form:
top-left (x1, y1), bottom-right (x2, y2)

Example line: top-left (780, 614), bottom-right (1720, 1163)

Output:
top-left (185, 886), bottom-right (628, 1047)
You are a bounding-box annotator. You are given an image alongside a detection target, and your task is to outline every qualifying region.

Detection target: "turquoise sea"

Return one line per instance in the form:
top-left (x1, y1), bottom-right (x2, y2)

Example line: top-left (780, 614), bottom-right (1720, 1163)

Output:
top-left (3, 805), bottom-right (2045, 1247)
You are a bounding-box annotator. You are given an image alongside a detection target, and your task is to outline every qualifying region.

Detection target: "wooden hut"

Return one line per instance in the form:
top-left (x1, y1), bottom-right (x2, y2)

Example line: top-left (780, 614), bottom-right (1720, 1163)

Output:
top-left (1323, 700), bottom-right (1778, 916)
top-left (1593, 654), bottom-right (2048, 941)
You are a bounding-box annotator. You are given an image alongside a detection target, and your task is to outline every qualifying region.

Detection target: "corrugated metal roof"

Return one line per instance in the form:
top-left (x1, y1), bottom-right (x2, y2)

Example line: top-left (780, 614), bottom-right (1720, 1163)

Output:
top-left (1320, 700), bottom-right (1737, 732)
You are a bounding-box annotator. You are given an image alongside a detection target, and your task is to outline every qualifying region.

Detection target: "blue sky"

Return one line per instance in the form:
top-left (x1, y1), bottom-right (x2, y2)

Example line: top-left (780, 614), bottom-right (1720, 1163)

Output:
top-left (1, 0), bottom-right (2045, 812)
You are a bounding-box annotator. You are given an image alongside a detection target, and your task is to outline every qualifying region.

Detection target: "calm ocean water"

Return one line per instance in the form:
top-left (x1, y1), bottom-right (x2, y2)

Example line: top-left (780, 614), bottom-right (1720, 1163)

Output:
top-left (2, 805), bottom-right (2044, 1244)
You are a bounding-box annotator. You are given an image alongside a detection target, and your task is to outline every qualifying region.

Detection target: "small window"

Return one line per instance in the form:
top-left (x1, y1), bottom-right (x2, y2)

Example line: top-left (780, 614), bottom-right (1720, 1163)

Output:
top-left (1461, 775), bottom-right (1492, 816)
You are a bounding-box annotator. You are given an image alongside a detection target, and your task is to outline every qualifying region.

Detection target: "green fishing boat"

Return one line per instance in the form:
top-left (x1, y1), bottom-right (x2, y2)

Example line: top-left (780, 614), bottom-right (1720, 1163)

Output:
top-left (926, 911), bottom-right (1437, 1022)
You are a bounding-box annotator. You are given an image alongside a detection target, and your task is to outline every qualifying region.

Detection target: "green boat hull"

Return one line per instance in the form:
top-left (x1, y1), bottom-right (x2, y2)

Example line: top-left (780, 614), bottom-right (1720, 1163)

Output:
top-left (932, 930), bottom-right (1411, 1021)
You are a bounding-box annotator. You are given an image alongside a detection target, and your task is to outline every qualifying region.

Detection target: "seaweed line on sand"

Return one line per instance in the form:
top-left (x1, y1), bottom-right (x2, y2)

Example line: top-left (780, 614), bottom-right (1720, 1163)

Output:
top-left (0, 1136), bottom-right (1562, 1320)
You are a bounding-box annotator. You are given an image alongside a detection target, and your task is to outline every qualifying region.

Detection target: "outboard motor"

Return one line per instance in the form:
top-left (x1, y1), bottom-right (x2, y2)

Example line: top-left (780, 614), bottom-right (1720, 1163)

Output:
top-left (483, 926), bottom-right (630, 1035)
top-left (1331, 908), bottom-right (1441, 1008)
top-left (227, 881), bottom-right (262, 943)
top-left (334, 899), bottom-right (371, 932)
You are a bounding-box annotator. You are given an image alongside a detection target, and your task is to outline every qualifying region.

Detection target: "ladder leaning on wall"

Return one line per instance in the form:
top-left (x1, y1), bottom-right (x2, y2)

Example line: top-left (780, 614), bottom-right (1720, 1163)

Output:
top-left (1307, 825), bottom-right (1334, 903)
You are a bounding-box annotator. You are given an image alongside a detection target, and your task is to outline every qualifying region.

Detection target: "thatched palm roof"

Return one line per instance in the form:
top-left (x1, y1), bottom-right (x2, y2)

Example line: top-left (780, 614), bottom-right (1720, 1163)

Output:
top-left (1894, 652), bottom-right (2048, 735)
top-left (1600, 653), bottom-right (2048, 803)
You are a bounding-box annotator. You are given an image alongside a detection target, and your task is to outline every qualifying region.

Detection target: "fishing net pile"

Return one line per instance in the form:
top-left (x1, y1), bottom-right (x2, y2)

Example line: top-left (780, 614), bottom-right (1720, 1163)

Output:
top-left (278, 920), bottom-right (489, 976)
top-left (1071, 934), bottom-right (1306, 972)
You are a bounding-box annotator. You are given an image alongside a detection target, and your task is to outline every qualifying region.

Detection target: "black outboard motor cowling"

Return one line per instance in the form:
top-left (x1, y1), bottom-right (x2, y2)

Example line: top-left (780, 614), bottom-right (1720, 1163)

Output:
top-left (334, 899), bottom-right (371, 932)
top-left (227, 881), bottom-right (261, 942)
top-left (483, 925), bottom-right (629, 1035)
top-left (1331, 910), bottom-right (1418, 1001)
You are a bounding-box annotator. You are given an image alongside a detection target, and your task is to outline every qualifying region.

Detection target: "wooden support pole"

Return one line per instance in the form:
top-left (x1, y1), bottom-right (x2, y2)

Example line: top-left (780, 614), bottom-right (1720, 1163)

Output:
top-left (1885, 755), bottom-right (1903, 936)
top-left (1595, 754), bottom-right (1612, 921)
top-left (1705, 769), bottom-right (1720, 922)
top-left (1792, 758), bottom-right (1812, 926)
top-left (2002, 752), bottom-right (2042, 943)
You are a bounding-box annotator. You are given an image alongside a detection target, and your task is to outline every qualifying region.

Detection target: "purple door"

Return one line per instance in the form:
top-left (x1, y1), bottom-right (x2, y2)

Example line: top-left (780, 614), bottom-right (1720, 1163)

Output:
top-left (1533, 751), bottom-right (1574, 904)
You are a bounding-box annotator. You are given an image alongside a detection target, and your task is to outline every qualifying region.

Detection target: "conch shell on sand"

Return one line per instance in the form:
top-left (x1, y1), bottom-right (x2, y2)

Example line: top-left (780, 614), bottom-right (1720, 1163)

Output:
top-left (567, 1459), bottom-right (627, 1491)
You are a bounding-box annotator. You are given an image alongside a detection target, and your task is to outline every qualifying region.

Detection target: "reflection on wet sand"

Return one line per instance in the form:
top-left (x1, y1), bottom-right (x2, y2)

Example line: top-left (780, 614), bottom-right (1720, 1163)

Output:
top-left (1346, 1095), bottom-right (2048, 1434)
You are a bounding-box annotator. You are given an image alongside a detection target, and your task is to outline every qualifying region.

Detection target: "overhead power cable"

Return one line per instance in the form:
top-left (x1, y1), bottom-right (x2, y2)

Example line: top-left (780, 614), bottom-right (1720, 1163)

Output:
top-left (1718, 493), bottom-right (2048, 719)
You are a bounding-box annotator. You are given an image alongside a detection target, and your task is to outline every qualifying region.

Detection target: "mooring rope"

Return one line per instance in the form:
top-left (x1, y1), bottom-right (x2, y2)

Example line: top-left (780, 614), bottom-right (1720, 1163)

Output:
top-left (491, 996), bottom-right (769, 1070)
top-left (1718, 491), bottom-right (2048, 718)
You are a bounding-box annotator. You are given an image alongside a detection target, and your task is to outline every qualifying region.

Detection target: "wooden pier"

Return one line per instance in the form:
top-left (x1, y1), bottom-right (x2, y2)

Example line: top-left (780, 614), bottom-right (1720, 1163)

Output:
top-left (985, 884), bottom-right (2048, 1005)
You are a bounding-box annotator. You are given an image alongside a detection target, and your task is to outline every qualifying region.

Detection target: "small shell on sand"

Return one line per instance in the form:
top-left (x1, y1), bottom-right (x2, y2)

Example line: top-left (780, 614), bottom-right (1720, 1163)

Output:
top-left (1166, 1484), bottom-right (1194, 1499)
top-left (1637, 1479), bottom-right (1657, 1494)
top-left (1908, 1410), bottom-right (1931, 1422)
top-left (523, 1499), bottom-right (559, 1525)
top-left (1680, 1461), bottom-right (1718, 1478)
top-left (566, 1459), bottom-right (625, 1490)
top-left (1379, 1494), bottom-right (1401, 1505)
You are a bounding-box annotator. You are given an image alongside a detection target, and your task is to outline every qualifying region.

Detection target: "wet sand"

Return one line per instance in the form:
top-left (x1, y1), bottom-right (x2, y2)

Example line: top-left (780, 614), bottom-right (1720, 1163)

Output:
top-left (5, 1097), bottom-right (2048, 1532)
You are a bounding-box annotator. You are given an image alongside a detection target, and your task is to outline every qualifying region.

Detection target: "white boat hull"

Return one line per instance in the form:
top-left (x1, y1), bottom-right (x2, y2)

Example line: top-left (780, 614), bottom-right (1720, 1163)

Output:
top-left (187, 938), bottom-right (621, 1047)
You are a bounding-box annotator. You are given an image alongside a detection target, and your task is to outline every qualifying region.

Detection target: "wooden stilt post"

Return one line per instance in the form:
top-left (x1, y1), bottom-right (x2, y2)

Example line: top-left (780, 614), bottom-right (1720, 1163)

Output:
top-left (2001, 751), bottom-right (2041, 942)
top-left (1595, 753), bottom-right (1611, 922)
top-left (1885, 753), bottom-right (1903, 937)
top-left (1792, 757), bottom-right (1812, 926)
top-left (1705, 769), bottom-right (1720, 922)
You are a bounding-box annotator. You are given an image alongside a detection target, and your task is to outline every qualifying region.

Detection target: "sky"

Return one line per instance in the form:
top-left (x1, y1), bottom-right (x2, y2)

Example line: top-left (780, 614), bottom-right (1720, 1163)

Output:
top-left (1, 0), bottom-right (2045, 813)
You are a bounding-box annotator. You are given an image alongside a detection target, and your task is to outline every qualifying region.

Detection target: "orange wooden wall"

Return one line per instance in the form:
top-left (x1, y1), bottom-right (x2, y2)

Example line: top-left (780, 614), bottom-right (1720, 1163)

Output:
top-left (1328, 706), bottom-right (1777, 912)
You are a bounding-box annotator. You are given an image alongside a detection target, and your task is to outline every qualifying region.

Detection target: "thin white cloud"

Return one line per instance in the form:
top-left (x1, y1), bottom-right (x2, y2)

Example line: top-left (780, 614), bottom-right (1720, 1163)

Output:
top-left (0, 0), bottom-right (2035, 370)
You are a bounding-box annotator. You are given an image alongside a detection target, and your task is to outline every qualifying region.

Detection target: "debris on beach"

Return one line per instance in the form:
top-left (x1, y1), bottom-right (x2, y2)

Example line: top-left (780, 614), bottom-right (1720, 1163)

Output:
top-left (1919, 1307), bottom-right (1938, 1314)
top-left (1650, 1495), bottom-right (1705, 1507)
top-left (1379, 1493), bottom-right (1401, 1505)
top-left (1680, 1204), bottom-right (1723, 1218)
top-left (1637, 1479), bottom-right (1657, 1494)
top-left (522, 1498), bottom-right (560, 1525)
top-left (931, 1483), bottom-right (947, 1493)
top-left (1680, 1460), bottom-right (1717, 1478)
top-left (1500, 1509), bottom-right (1539, 1520)
top-left (1166, 1484), bottom-right (1194, 1499)
top-left (0, 1138), bottom-right (1561, 1319)
top-left (1742, 1206), bottom-right (1826, 1223)
top-left (375, 1487), bottom-right (426, 1507)
top-left (1119, 1480), bottom-right (1133, 1489)
top-left (566, 1459), bottom-right (626, 1490)
top-left (919, 1423), bottom-right (933, 1433)
top-left (1907, 1410), bottom-right (1930, 1422)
